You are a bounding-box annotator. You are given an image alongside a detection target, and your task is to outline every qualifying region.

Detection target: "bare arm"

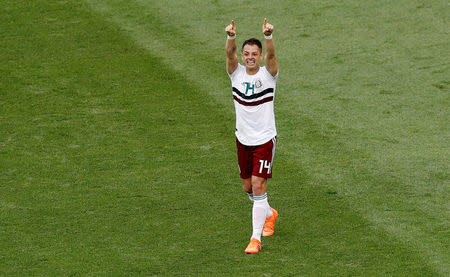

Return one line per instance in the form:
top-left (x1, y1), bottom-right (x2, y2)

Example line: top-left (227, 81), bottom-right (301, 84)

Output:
top-left (263, 18), bottom-right (278, 77)
top-left (225, 20), bottom-right (238, 75)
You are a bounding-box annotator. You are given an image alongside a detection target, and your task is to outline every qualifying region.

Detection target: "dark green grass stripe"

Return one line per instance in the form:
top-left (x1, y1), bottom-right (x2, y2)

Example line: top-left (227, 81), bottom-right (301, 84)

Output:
top-left (0, 1), bottom-right (229, 275)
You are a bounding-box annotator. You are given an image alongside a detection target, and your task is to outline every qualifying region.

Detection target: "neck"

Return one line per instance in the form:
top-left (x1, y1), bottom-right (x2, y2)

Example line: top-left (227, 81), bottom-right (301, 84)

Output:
top-left (246, 67), bottom-right (260, 75)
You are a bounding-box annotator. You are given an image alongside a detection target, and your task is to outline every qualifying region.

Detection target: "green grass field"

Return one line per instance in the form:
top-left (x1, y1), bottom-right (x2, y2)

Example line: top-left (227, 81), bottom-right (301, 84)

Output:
top-left (1, 0), bottom-right (449, 275)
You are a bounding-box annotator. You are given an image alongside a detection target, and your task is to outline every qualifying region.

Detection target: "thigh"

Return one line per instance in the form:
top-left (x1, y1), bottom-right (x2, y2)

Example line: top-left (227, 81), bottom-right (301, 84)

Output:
top-left (236, 138), bottom-right (253, 179)
top-left (252, 137), bottom-right (277, 179)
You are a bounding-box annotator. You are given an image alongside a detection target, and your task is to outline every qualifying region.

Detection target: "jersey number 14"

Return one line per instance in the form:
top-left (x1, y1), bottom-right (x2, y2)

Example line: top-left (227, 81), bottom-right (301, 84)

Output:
top-left (259, 160), bottom-right (272, 174)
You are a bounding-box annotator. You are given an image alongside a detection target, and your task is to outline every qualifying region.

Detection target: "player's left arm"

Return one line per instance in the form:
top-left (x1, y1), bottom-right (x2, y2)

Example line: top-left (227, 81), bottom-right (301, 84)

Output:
top-left (262, 18), bottom-right (278, 77)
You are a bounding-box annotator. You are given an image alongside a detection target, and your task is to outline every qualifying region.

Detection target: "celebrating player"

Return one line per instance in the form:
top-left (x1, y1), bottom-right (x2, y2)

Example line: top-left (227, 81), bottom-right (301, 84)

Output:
top-left (225, 18), bottom-right (279, 254)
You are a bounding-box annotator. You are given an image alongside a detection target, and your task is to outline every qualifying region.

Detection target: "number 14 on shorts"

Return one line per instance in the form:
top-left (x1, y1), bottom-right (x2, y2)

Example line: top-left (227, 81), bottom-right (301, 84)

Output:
top-left (259, 159), bottom-right (272, 174)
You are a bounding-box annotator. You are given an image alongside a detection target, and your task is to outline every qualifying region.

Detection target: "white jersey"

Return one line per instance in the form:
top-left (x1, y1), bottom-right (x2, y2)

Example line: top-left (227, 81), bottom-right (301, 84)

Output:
top-left (228, 63), bottom-right (278, 146)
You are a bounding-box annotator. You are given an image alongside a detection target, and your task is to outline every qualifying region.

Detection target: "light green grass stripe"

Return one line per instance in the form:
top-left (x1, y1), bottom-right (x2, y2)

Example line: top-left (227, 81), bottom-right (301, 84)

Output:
top-left (85, 0), bottom-right (229, 103)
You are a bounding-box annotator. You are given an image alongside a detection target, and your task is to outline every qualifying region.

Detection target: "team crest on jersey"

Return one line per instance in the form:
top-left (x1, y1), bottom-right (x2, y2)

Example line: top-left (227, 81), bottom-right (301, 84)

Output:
top-left (255, 79), bottom-right (263, 88)
top-left (242, 79), bottom-right (263, 95)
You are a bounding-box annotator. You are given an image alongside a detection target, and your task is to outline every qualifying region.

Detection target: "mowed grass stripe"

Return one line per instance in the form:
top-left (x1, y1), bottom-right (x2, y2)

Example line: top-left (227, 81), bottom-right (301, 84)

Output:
top-left (86, 0), bottom-right (445, 274)
top-left (272, 1), bottom-right (449, 273)
top-left (0, 0), bottom-right (235, 275)
top-left (85, 1), bottom-right (442, 274)
top-left (0, 0), bottom-right (447, 276)
top-left (85, 0), bottom-right (231, 104)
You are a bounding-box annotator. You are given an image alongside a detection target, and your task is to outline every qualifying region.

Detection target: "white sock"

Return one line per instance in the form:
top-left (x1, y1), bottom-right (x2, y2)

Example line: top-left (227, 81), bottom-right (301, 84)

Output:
top-left (251, 194), bottom-right (268, 241)
top-left (254, 193), bottom-right (273, 217)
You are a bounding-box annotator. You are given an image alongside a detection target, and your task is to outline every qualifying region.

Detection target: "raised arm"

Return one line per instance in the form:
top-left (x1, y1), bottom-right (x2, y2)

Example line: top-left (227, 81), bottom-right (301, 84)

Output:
top-left (225, 20), bottom-right (238, 75)
top-left (263, 18), bottom-right (278, 77)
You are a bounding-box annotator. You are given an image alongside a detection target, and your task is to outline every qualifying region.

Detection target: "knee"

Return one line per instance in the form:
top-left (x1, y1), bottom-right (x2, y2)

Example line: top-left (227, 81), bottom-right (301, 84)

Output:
top-left (241, 178), bottom-right (252, 193)
top-left (251, 178), bottom-right (266, 195)
top-left (243, 184), bottom-right (252, 193)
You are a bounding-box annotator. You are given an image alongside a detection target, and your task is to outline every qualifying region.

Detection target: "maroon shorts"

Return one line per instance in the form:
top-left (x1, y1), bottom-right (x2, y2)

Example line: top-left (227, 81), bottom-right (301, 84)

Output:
top-left (236, 137), bottom-right (277, 179)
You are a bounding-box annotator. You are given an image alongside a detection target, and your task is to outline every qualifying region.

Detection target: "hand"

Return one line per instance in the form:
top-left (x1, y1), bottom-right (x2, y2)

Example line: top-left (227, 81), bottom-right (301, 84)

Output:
top-left (225, 20), bottom-right (236, 36)
top-left (262, 18), bottom-right (274, 36)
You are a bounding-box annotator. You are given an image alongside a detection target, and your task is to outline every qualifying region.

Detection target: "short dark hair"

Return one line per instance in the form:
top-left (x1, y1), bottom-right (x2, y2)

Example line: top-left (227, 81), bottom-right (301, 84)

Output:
top-left (242, 38), bottom-right (262, 53)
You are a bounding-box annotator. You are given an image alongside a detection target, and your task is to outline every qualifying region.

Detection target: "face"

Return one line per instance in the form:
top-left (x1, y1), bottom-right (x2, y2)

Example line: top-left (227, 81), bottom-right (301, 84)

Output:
top-left (241, 44), bottom-right (263, 72)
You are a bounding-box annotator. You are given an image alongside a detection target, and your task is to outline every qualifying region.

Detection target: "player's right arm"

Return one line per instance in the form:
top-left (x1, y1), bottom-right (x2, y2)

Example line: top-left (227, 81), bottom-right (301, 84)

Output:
top-left (225, 20), bottom-right (238, 75)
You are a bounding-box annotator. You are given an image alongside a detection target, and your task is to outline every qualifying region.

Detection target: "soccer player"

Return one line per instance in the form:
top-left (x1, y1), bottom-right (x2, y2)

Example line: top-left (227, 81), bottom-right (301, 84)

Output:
top-left (225, 18), bottom-right (279, 254)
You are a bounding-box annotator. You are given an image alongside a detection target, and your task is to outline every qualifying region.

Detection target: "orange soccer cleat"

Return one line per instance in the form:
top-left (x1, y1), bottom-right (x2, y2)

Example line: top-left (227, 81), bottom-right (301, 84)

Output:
top-left (244, 238), bottom-right (262, 254)
top-left (262, 208), bottom-right (278, 237)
